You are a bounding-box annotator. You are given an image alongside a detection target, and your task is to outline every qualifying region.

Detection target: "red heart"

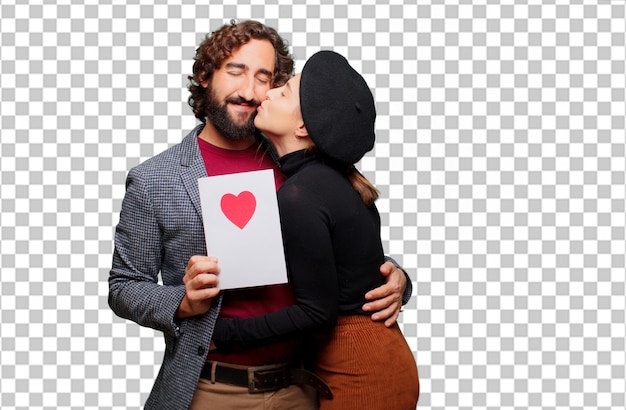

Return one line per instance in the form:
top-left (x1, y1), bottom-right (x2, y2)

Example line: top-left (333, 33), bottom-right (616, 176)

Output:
top-left (220, 191), bottom-right (256, 229)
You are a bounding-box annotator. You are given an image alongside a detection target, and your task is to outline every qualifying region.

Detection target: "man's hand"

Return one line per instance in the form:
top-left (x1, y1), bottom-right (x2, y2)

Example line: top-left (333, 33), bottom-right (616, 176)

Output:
top-left (175, 255), bottom-right (221, 319)
top-left (362, 261), bottom-right (407, 327)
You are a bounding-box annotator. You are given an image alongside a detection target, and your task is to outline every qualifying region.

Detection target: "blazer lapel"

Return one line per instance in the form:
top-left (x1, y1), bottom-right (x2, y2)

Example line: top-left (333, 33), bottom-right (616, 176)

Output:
top-left (180, 126), bottom-right (208, 219)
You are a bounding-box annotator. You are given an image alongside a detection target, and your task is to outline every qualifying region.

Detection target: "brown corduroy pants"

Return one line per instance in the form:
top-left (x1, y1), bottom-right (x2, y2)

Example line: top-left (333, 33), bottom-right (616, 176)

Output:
top-left (314, 315), bottom-right (419, 410)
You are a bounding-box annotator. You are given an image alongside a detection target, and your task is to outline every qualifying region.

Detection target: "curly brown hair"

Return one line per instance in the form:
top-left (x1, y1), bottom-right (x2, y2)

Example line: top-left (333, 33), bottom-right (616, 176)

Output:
top-left (187, 20), bottom-right (295, 122)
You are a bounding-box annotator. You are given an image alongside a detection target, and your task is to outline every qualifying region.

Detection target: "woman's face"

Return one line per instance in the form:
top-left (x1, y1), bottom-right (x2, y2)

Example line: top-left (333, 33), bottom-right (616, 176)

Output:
top-left (254, 73), bottom-right (303, 140)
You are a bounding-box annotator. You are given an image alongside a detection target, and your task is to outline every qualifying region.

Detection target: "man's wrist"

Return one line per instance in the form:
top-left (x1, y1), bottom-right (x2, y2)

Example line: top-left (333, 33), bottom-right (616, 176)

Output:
top-left (175, 295), bottom-right (193, 319)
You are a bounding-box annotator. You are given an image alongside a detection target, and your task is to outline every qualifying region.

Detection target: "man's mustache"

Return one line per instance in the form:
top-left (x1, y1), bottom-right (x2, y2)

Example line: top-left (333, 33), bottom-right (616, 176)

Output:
top-left (225, 96), bottom-right (260, 107)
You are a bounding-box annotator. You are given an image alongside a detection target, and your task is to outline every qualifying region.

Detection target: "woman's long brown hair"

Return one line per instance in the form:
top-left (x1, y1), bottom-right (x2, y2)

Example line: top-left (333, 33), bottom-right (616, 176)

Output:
top-left (347, 166), bottom-right (379, 206)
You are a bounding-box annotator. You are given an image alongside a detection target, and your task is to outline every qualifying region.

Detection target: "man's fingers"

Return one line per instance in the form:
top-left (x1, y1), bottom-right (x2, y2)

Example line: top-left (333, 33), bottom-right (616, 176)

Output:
top-left (370, 304), bottom-right (395, 322)
top-left (384, 311), bottom-right (400, 328)
top-left (194, 286), bottom-right (220, 301)
top-left (379, 261), bottom-right (395, 276)
top-left (369, 302), bottom-right (401, 327)
top-left (363, 294), bottom-right (394, 312)
top-left (364, 284), bottom-right (393, 301)
top-left (186, 255), bottom-right (219, 271)
top-left (363, 261), bottom-right (406, 327)
top-left (185, 256), bottom-right (220, 280)
top-left (188, 271), bottom-right (219, 291)
top-left (179, 256), bottom-right (221, 319)
top-left (186, 275), bottom-right (220, 303)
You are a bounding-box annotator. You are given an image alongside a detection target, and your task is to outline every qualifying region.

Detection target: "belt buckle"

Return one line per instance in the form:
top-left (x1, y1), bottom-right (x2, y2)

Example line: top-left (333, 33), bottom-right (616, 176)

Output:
top-left (247, 364), bottom-right (290, 394)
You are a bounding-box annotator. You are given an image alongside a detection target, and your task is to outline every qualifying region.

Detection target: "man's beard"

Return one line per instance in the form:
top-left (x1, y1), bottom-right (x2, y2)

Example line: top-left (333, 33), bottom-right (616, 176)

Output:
top-left (205, 89), bottom-right (260, 141)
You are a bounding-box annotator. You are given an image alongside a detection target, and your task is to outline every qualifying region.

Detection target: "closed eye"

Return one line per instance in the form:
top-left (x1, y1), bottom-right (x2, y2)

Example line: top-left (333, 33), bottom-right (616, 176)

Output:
top-left (256, 76), bottom-right (270, 84)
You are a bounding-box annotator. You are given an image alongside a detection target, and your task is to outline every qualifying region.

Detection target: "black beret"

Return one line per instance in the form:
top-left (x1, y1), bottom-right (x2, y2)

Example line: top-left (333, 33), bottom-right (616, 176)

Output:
top-left (299, 51), bottom-right (376, 164)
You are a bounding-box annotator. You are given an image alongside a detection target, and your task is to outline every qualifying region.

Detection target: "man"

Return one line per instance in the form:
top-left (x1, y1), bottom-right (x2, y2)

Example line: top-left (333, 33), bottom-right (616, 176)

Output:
top-left (109, 20), bottom-right (412, 410)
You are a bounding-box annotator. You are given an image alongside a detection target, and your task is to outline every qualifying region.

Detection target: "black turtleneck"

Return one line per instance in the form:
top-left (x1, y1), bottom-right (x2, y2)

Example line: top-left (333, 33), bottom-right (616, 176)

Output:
top-left (212, 149), bottom-right (385, 349)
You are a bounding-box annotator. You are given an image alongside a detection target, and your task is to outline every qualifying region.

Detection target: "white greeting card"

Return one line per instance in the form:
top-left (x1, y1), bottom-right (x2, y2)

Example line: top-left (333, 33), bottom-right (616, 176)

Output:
top-left (198, 169), bottom-right (288, 290)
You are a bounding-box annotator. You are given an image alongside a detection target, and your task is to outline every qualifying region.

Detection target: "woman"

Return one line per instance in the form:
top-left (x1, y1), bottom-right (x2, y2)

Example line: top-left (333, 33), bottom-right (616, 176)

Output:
top-left (211, 50), bottom-right (419, 409)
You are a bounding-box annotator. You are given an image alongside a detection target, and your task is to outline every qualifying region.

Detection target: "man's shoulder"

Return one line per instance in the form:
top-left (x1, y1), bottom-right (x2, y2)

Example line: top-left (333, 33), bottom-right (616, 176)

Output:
top-left (132, 125), bottom-right (202, 173)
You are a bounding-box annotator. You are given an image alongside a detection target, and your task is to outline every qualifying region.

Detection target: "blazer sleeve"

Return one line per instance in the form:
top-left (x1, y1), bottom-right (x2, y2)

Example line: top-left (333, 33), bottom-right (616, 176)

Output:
top-left (108, 166), bottom-right (186, 338)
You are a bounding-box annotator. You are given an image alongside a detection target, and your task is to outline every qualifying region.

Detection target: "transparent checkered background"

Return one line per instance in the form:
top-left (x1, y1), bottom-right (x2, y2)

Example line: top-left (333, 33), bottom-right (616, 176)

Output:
top-left (1, 1), bottom-right (625, 409)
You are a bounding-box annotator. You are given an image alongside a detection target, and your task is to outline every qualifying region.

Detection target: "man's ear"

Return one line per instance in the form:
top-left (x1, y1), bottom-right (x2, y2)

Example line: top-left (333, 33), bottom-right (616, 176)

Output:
top-left (200, 80), bottom-right (209, 88)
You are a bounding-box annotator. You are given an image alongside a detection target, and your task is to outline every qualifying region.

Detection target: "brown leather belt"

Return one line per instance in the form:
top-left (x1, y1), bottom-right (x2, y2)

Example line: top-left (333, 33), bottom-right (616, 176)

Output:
top-left (201, 360), bottom-right (333, 399)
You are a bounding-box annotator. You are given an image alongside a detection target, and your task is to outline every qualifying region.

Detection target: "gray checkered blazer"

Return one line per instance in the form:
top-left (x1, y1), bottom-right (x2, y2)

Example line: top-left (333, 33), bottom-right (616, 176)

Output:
top-left (109, 124), bottom-right (222, 409)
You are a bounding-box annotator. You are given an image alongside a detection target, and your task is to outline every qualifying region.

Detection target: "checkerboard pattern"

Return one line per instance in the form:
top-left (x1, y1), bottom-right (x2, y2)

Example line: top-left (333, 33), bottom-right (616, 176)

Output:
top-left (1, 1), bottom-right (625, 409)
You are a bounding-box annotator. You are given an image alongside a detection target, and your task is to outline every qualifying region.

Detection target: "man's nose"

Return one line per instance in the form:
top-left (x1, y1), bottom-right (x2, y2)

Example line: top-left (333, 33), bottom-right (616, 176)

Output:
top-left (237, 75), bottom-right (256, 101)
